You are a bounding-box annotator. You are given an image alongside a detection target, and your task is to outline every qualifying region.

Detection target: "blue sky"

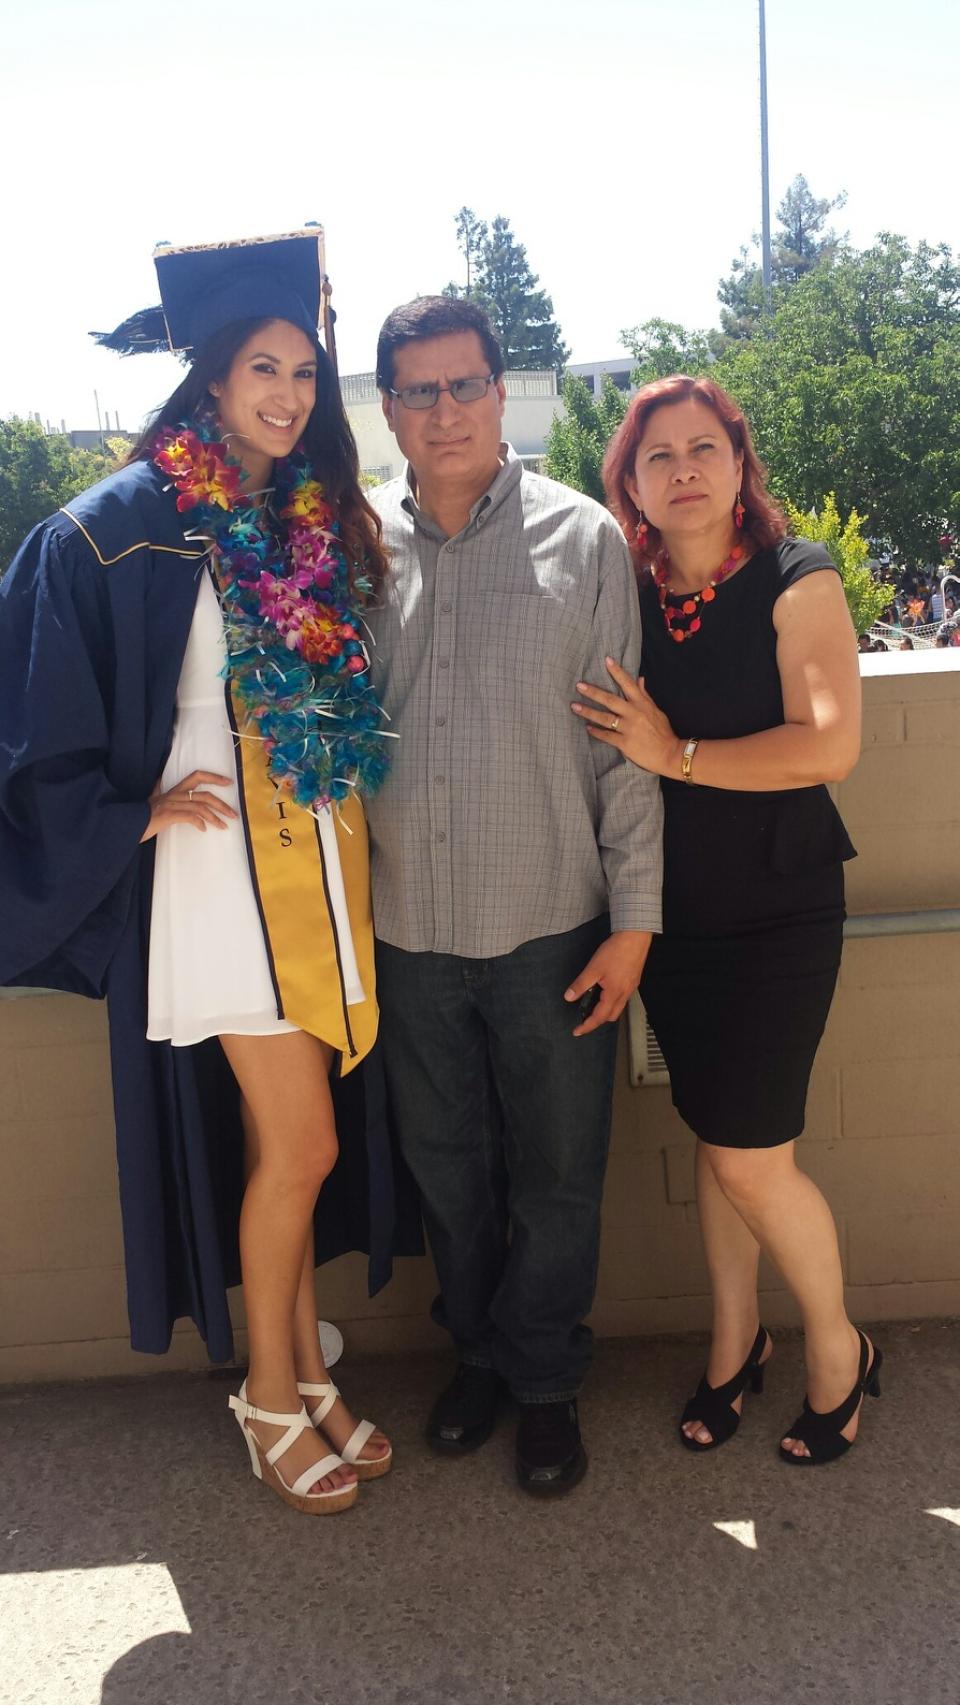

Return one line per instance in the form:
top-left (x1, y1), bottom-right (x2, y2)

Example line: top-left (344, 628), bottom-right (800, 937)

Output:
top-left (2, 0), bottom-right (955, 430)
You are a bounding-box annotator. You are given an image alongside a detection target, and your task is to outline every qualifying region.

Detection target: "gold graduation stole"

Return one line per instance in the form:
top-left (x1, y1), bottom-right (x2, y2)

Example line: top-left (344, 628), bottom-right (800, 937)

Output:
top-left (229, 701), bottom-right (378, 1074)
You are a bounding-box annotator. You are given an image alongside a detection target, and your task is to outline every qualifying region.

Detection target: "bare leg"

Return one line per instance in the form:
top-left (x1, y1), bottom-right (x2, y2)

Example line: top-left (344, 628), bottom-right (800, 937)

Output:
top-left (241, 1098), bottom-right (390, 1466)
top-left (681, 1139), bottom-right (769, 1446)
top-left (223, 1030), bottom-right (355, 1494)
top-left (702, 1141), bottom-right (866, 1459)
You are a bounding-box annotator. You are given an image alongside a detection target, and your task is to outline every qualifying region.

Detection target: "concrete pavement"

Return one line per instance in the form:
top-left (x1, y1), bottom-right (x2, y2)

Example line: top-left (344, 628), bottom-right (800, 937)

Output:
top-left (2, 1320), bottom-right (959, 1705)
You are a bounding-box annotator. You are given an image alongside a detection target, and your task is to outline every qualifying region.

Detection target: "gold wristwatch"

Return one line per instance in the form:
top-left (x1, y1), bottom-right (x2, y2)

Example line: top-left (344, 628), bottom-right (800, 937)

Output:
top-left (681, 737), bottom-right (699, 783)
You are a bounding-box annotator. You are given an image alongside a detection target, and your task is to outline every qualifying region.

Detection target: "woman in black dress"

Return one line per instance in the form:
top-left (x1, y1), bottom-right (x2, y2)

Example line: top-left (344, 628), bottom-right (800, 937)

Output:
top-left (572, 374), bottom-right (882, 1465)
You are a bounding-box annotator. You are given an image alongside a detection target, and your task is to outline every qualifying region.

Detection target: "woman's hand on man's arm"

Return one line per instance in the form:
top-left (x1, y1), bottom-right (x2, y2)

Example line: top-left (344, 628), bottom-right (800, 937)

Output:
top-left (571, 570), bottom-right (862, 792)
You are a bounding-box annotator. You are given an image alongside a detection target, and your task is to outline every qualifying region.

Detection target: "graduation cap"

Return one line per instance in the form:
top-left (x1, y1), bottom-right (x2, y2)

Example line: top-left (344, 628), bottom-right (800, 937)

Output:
top-left (92, 225), bottom-right (331, 359)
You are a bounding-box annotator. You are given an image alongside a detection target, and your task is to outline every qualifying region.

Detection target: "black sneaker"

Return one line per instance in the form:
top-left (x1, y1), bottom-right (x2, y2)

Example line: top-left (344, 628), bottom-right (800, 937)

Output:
top-left (426, 1363), bottom-right (503, 1455)
top-left (516, 1399), bottom-right (588, 1497)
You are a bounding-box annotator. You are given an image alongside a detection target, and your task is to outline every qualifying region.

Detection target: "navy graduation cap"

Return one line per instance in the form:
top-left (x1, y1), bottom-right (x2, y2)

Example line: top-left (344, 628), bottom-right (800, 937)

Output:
top-left (93, 225), bottom-right (330, 358)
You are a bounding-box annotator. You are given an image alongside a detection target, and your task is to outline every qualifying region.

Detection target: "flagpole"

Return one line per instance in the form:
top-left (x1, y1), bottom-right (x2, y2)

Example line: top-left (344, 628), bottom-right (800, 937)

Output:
top-left (759, 0), bottom-right (772, 312)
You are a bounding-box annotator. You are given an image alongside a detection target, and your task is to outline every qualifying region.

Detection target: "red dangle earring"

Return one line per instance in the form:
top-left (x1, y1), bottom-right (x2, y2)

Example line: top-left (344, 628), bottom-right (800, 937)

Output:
top-left (734, 491), bottom-right (745, 529)
top-left (635, 511), bottom-right (649, 551)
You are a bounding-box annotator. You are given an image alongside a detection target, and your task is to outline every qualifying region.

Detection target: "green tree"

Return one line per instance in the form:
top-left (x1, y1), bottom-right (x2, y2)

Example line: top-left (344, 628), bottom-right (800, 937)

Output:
top-left (481, 215), bottom-right (569, 371)
top-left (619, 317), bottom-right (712, 385)
top-left (713, 234), bottom-right (960, 561)
top-left (545, 375), bottom-right (628, 504)
top-left (0, 418), bottom-right (122, 573)
top-left (446, 212), bottom-right (569, 372)
top-left (785, 494), bottom-right (894, 633)
top-left (448, 205), bottom-right (488, 297)
top-left (715, 175), bottom-right (847, 345)
top-left (715, 246), bottom-right (770, 345)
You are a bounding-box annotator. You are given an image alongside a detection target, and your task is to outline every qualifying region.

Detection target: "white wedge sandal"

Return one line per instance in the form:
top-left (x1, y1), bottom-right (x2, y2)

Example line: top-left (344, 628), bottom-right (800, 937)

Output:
top-left (298, 1380), bottom-right (393, 1481)
top-left (229, 1382), bottom-right (359, 1514)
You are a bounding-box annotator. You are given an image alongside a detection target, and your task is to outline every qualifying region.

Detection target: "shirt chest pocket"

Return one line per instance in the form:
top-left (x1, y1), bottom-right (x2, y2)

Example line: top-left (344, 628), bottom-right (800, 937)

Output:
top-left (474, 592), bottom-right (589, 704)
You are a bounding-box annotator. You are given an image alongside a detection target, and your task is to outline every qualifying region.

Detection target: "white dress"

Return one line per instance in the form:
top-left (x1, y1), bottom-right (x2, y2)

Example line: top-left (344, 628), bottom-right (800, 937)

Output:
top-left (146, 571), bottom-right (364, 1046)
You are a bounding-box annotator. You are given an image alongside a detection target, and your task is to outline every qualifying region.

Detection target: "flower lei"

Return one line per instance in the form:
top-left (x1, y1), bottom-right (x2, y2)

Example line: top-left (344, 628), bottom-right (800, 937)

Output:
top-left (152, 414), bottom-right (391, 812)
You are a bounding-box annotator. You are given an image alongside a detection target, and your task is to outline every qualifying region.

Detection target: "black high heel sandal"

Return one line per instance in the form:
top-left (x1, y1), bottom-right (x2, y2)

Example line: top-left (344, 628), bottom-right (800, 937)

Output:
top-left (679, 1325), bottom-right (771, 1452)
top-left (779, 1329), bottom-right (883, 1466)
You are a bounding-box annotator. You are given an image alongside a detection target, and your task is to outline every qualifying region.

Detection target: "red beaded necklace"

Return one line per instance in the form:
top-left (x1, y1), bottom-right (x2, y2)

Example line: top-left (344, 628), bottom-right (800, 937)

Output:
top-left (654, 545), bottom-right (745, 643)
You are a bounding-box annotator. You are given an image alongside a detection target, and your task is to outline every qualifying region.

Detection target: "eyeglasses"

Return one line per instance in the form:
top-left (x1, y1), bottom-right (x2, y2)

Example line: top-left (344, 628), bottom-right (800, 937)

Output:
top-left (388, 375), bottom-right (496, 411)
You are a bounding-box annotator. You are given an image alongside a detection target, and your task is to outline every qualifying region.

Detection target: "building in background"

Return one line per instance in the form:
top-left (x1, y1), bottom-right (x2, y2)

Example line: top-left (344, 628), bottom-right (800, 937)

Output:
top-left (566, 357), bottom-right (636, 399)
top-left (23, 413), bottom-right (132, 452)
top-left (66, 429), bottom-right (135, 452)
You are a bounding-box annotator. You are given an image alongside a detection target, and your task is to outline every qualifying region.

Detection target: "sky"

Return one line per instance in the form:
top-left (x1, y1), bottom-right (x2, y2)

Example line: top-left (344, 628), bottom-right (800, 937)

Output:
top-left (1, 0), bottom-right (956, 432)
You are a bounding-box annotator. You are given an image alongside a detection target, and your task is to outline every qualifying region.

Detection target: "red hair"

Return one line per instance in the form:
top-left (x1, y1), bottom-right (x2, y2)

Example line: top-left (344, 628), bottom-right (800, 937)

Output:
top-left (602, 374), bottom-right (786, 571)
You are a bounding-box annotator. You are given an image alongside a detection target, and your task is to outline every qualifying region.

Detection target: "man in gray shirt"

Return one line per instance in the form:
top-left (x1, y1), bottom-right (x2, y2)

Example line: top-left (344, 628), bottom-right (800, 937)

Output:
top-left (365, 296), bottom-right (662, 1496)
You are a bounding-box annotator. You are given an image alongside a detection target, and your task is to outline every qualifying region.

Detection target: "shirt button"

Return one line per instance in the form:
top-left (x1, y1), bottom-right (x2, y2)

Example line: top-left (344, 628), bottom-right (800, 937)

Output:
top-left (438, 658), bottom-right (449, 669)
top-left (435, 715), bottom-right (446, 726)
top-left (441, 601), bottom-right (453, 613)
top-left (434, 775), bottom-right (445, 786)
top-left (436, 831), bottom-right (446, 842)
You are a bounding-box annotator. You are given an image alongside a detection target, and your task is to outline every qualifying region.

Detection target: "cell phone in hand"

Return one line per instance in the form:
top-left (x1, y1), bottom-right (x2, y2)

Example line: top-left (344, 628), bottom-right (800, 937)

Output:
top-left (577, 984), bottom-right (602, 1024)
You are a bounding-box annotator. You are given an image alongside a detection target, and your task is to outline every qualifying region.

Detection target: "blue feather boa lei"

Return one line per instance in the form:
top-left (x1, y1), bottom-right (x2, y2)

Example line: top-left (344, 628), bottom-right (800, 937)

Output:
top-left (153, 415), bottom-right (392, 812)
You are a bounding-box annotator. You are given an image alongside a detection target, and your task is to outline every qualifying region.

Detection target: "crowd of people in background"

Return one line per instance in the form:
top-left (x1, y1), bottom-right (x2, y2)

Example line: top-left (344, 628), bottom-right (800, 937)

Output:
top-left (859, 560), bottom-right (960, 652)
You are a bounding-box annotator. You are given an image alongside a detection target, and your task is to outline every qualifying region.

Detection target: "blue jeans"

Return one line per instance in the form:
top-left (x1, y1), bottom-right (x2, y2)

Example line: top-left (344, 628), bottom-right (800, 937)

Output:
top-left (375, 916), bottom-right (618, 1403)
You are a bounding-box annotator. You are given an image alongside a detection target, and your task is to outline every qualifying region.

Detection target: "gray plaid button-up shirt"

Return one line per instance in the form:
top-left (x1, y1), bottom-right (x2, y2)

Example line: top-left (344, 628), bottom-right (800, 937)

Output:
top-left (365, 447), bottom-right (663, 958)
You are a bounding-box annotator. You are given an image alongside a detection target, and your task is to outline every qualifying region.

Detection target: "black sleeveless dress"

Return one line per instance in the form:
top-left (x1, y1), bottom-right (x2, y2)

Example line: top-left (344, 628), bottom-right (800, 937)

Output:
top-left (638, 538), bottom-right (856, 1147)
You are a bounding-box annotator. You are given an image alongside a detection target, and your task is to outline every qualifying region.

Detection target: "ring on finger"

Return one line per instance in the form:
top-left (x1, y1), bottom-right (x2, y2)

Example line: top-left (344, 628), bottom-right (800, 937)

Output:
top-left (610, 716), bottom-right (621, 732)
top-left (188, 789), bottom-right (194, 800)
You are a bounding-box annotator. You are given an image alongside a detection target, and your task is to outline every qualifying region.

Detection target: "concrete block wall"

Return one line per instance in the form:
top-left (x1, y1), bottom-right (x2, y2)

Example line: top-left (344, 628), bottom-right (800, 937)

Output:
top-left (592, 930), bottom-right (960, 1343)
top-left (841, 656), bottom-right (960, 914)
top-left (1, 660), bottom-right (958, 1382)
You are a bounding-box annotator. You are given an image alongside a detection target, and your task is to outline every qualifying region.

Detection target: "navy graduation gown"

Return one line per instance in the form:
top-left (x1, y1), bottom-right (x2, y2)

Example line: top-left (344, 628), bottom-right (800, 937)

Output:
top-left (0, 459), bottom-right (421, 1361)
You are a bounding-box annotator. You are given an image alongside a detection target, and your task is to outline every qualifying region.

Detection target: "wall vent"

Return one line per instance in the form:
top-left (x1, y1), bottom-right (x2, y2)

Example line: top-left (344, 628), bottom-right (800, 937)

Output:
top-left (627, 993), bottom-right (670, 1087)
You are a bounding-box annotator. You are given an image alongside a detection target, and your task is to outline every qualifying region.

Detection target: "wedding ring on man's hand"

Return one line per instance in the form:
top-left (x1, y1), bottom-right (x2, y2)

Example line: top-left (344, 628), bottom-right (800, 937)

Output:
top-left (611, 716), bottom-right (621, 732)
top-left (188, 789), bottom-right (194, 800)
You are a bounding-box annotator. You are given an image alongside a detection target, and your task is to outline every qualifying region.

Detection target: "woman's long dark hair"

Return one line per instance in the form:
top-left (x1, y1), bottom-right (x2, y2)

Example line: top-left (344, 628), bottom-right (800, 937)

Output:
top-left (127, 318), bottom-right (387, 592)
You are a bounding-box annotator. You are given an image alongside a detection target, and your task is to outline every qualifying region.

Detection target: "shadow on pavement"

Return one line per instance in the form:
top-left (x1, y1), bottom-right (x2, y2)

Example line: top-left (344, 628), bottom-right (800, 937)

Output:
top-left (2, 1321), bottom-right (959, 1705)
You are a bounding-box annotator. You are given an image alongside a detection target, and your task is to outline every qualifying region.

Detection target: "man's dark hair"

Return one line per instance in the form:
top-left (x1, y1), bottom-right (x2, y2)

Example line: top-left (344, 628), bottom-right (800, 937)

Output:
top-left (376, 295), bottom-right (504, 391)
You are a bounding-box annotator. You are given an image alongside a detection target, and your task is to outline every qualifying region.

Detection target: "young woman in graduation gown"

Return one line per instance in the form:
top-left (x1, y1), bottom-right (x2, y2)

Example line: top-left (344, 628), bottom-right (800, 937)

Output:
top-left (0, 231), bottom-right (420, 1514)
top-left (573, 375), bottom-right (883, 1468)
